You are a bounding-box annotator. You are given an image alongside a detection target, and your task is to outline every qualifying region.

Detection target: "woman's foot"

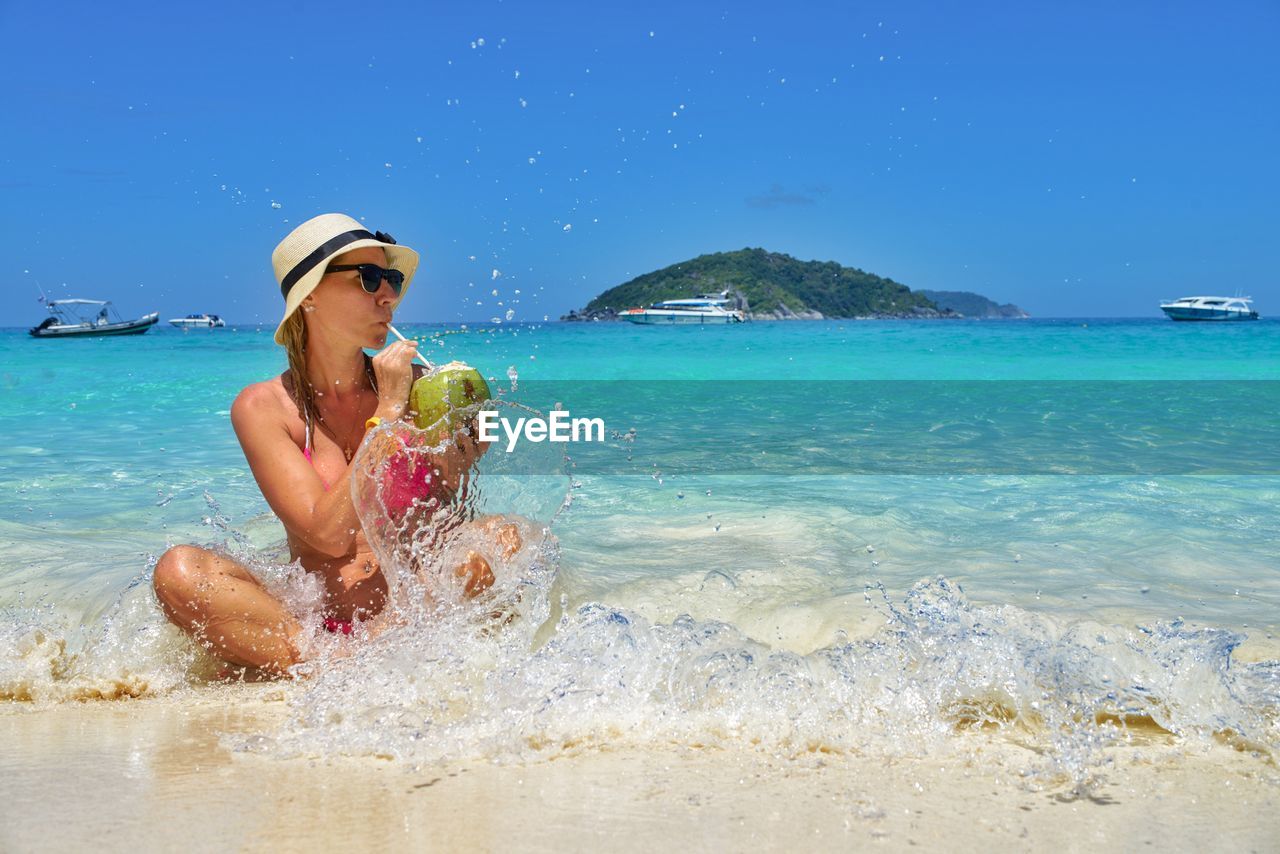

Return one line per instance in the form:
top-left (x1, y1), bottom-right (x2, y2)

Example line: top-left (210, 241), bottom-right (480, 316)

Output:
top-left (478, 517), bottom-right (524, 559)
top-left (455, 550), bottom-right (496, 597)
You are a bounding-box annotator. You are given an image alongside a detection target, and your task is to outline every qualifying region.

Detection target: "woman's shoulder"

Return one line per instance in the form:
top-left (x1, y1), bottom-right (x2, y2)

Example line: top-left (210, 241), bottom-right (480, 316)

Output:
top-left (231, 374), bottom-right (293, 422)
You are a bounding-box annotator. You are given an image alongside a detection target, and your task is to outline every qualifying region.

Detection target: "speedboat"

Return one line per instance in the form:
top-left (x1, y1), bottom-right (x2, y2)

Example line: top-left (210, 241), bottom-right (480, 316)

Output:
top-left (619, 293), bottom-right (745, 324)
top-left (169, 313), bottom-right (226, 329)
top-left (1159, 296), bottom-right (1259, 321)
top-left (29, 299), bottom-right (160, 338)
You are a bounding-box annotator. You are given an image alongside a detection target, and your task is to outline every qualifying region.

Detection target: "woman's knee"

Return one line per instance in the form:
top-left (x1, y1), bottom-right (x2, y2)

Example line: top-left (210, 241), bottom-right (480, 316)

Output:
top-left (153, 545), bottom-right (207, 603)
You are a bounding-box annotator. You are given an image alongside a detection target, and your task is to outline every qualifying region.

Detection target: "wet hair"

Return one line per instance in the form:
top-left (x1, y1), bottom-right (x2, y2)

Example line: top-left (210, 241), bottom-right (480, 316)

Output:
top-left (278, 308), bottom-right (315, 449)
top-left (279, 289), bottom-right (378, 450)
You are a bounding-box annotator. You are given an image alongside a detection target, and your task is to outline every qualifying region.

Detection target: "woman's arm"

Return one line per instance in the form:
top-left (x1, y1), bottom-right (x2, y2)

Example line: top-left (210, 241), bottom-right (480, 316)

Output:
top-left (231, 340), bottom-right (421, 558)
top-left (231, 385), bottom-right (361, 557)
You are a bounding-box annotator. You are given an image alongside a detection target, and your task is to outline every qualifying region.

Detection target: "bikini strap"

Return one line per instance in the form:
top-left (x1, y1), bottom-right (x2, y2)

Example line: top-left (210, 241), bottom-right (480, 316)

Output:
top-left (365, 352), bottom-right (379, 395)
top-left (303, 401), bottom-right (313, 455)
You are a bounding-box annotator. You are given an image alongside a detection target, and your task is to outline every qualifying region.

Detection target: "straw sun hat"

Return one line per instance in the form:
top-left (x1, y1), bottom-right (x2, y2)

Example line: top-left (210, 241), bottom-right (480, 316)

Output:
top-left (271, 213), bottom-right (420, 344)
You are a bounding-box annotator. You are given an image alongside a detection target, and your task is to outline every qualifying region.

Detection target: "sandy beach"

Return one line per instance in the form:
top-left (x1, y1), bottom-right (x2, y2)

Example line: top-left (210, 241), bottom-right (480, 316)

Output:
top-left (2, 688), bottom-right (1276, 853)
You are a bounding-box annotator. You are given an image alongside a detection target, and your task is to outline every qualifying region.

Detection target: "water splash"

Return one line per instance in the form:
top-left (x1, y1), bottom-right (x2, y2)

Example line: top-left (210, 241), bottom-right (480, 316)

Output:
top-left (3, 413), bottom-right (1276, 785)
top-left (242, 565), bottom-right (1277, 785)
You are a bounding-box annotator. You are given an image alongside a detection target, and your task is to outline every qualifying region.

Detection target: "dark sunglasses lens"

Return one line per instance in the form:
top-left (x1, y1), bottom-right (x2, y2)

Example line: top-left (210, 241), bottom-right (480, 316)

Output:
top-left (384, 269), bottom-right (405, 295)
top-left (356, 265), bottom-right (403, 295)
top-left (357, 267), bottom-right (379, 293)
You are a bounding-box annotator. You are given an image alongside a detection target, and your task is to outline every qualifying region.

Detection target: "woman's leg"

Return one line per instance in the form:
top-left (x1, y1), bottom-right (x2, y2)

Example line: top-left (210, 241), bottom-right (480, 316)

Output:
top-left (153, 545), bottom-right (304, 673)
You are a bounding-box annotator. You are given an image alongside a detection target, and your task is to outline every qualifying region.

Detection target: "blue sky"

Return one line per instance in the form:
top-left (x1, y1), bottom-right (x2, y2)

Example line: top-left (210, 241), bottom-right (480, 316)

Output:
top-left (2, 0), bottom-right (1277, 323)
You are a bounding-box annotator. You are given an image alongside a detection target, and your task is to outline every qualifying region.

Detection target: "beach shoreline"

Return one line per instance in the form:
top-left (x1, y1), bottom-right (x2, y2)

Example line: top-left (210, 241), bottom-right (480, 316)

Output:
top-left (2, 692), bottom-right (1276, 852)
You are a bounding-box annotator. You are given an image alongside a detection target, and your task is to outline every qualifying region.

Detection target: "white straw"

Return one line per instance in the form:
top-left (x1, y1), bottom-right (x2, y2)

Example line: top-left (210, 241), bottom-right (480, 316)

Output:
top-left (386, 323), bottom-right (434, 370)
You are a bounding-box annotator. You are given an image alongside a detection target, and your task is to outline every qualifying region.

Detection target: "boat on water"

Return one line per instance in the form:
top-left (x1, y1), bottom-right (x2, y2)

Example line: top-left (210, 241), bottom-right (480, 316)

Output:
top-left (619, 293), bottom-right (745, 325)
top-left (1159, 296), bottom-right (1259, 321)
top-left (29, 299), bottom-right (160, 338)
top-left (168, 313), bottom-right (226, 329)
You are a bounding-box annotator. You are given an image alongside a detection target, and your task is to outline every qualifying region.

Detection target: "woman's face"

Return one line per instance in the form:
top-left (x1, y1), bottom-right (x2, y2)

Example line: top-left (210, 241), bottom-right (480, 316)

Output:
top-left (305, 246), bottom-right (399, 349)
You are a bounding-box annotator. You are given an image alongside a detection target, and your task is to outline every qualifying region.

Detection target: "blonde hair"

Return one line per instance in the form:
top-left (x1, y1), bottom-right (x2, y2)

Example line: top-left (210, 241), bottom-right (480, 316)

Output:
top-left (278, 308), bottom-right (315, 449)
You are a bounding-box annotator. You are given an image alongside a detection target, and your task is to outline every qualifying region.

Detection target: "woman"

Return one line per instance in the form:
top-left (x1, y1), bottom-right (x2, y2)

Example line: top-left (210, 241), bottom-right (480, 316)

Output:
top-left (153, 213), bottom-right (494, 674)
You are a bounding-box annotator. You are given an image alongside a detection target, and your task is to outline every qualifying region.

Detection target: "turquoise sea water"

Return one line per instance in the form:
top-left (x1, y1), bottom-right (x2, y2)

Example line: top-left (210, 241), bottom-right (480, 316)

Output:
top-left (2, 318), bottom-right (1278, 776)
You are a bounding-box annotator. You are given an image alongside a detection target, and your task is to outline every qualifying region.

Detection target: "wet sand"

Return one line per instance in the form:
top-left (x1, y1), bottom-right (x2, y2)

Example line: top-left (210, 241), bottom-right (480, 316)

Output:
top-left (1, 690), bottom-right (1277, 853)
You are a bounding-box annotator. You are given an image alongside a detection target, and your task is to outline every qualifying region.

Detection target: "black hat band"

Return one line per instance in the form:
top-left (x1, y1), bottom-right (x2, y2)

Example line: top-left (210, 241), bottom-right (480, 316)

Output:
top-left (280, 229), bottom-right (378, 298)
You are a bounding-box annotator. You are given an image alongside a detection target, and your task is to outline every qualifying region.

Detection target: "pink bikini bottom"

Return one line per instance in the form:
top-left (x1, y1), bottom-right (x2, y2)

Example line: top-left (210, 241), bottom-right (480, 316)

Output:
top-left (322, 617), bottom-right (354, 635)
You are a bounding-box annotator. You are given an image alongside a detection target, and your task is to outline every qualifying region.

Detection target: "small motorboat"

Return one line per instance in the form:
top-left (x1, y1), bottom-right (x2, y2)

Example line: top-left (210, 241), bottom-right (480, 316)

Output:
top-left (168, 313), bottom-right (226, 329)
top-left (29, 299), bottom-right (160, 338)
top-left (1159, 296), bottom-right (1259, 321)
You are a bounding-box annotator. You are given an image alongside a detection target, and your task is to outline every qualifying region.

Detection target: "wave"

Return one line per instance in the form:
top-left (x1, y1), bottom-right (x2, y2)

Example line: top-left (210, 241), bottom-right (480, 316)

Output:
top-left (3, 415), bottom-right (1276, 790)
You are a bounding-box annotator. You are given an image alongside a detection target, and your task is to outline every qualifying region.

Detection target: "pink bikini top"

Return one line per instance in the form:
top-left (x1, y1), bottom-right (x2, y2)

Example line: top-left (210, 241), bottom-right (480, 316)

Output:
top-left (303, 404), bottom-right (438, 512)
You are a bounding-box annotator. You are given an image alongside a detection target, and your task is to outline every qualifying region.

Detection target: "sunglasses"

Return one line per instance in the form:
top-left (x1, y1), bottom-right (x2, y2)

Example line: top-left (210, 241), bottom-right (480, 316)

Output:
top-left (327, 264), bottom-right (405, 296)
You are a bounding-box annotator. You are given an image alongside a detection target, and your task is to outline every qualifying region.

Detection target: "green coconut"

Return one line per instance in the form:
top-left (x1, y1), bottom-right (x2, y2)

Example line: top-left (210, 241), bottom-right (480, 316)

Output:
top-left (409, 361), bottom-right (492, 432)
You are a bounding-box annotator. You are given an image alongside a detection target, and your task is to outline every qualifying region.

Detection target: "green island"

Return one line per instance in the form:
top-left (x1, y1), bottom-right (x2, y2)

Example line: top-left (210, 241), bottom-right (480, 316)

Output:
top-left (563, 248), bottom-right (1026, 321)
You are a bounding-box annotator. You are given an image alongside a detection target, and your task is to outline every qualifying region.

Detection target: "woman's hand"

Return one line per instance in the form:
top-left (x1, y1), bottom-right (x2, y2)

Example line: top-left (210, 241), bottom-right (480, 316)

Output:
top-left (371, 339), bottom-right (420, 421)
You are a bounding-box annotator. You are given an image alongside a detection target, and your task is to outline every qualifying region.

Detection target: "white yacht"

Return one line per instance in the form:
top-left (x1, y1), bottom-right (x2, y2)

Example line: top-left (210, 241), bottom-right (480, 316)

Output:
top-left (619, 293), bottom-right (745, 324)
top-left (1159, 296), bottom-right (1258, 321)
top-left (168, 313), bottom-right (226, 329)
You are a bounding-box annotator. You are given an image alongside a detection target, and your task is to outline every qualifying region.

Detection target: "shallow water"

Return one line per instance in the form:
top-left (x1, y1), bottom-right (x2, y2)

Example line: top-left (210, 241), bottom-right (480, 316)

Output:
top-left (1, 319), bottom-right (1277, 780)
